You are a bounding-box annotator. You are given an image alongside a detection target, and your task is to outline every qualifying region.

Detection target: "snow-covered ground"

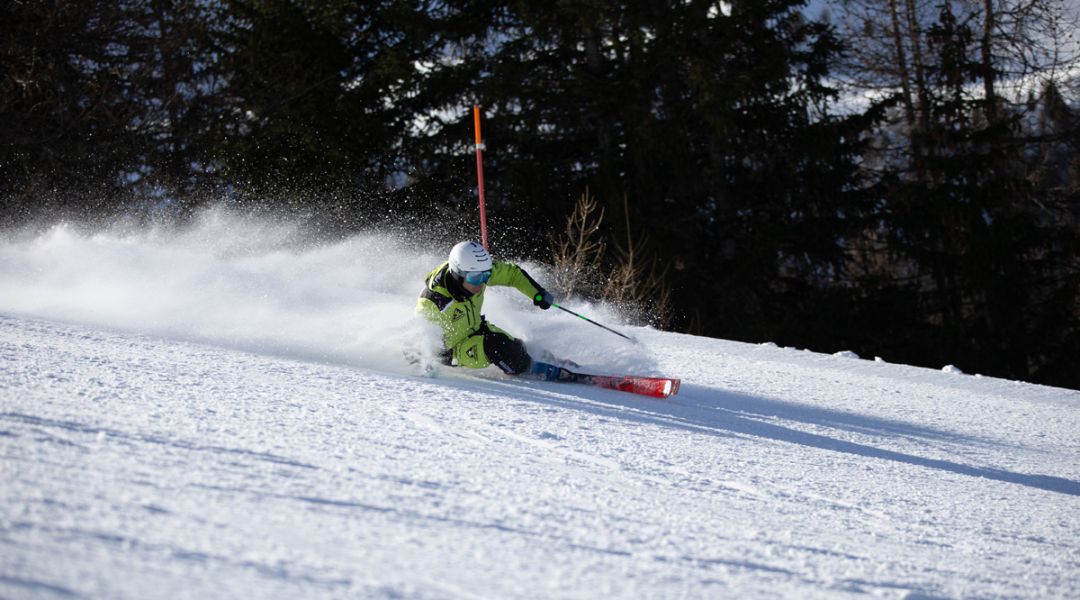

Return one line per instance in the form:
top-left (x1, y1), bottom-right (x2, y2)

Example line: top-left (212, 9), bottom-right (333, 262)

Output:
top-left (2, 210), bottom-right (1078, 599)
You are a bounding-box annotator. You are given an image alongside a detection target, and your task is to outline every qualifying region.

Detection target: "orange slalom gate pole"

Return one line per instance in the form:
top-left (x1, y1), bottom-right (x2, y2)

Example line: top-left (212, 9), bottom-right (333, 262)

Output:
top-left (473, 105), bottom-right (489, 250)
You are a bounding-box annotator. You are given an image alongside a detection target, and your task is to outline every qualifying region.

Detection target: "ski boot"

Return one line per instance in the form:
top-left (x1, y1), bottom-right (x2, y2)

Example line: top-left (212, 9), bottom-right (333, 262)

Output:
top-left (528, 361), bottom-right (562, 381)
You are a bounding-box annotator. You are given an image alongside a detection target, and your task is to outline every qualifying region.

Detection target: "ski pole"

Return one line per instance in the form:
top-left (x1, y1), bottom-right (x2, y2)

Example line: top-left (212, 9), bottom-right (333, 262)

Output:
top-left (541, 298), bottom-right (638, 343)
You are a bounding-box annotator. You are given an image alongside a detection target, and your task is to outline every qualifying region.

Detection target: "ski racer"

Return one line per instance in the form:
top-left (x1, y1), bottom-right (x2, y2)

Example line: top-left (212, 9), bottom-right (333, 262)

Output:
top-left (416, 241), bottom-right (559, 377)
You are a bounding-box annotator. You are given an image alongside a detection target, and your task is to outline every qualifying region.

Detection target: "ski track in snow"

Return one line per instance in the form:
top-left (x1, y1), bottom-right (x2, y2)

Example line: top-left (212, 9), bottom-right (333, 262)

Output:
top-left (1, 217), bottom-right (1079, 599)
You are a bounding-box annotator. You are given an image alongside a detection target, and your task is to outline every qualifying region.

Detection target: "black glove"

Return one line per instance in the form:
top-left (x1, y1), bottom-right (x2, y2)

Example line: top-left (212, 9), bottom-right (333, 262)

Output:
top-left (533, 290), bottom-right (555, 310)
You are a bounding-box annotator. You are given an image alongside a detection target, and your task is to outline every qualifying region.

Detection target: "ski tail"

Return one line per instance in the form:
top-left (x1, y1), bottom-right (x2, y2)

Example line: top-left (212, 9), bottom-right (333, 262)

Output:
top-left (528, 361), bottom-right (680, 399)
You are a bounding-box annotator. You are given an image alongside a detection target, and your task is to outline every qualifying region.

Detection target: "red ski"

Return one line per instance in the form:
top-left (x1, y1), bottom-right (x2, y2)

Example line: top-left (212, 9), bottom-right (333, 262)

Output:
top-left (539, 364), bottom-right (680, 399)
top-left (577, 373), bottom-right (681, 398)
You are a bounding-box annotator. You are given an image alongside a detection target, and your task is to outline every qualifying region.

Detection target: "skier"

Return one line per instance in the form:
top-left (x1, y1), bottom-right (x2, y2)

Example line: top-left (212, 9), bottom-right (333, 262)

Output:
top-left (416, 241), bottom-right (560, 378)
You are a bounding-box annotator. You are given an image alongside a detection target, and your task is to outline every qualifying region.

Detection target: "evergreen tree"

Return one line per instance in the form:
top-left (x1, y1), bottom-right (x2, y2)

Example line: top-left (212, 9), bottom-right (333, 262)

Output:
top-left (211, 2), bottom-right (415, 214)
top-left (2, 0), bottom-right (1075, 386)
top-left (1, 2), bottom-right (143, 217)
top-left (410, 0), bottom-right (870, 344)
top-left (0, 0), bottom-right (229, 219)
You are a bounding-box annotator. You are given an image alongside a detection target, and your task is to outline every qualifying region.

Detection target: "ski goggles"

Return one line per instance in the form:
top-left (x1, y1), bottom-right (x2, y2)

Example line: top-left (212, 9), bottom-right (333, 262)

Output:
top-left (461, 269), bottom-right (492, 285)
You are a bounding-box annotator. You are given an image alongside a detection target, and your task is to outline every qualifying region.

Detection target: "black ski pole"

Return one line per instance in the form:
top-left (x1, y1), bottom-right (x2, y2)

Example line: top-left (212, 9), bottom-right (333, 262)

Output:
top-left (543, 298), bottom-right (638, 343)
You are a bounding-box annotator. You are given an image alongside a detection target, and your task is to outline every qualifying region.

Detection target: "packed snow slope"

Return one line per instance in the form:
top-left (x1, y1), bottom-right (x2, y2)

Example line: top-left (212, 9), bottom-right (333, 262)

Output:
top-left (2, 209), bottom-right (1078, 599)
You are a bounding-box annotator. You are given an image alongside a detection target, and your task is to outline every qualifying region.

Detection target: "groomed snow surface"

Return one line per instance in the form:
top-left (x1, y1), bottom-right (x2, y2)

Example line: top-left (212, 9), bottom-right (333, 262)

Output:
top-left (2, 211), bottom-right (1078, 599)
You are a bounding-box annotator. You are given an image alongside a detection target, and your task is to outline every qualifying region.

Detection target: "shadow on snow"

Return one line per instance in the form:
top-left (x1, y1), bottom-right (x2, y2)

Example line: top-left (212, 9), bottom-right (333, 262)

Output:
top-left (456, 376), bottom-right (1080, 498)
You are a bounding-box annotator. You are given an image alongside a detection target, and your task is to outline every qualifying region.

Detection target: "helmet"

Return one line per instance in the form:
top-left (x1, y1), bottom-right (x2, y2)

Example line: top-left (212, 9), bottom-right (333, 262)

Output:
top-left (448, 241), bottom-right (492, 276)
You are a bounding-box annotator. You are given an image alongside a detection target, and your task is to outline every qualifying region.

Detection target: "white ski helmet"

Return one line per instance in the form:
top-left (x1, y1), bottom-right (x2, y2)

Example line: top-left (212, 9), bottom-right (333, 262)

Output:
top-left (448, 241), bottom-right (492, 275)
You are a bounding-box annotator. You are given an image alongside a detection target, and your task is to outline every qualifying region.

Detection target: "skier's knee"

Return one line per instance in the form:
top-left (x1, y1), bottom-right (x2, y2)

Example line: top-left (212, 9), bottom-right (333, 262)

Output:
top-left (483, 331), bottom-right (531, 374)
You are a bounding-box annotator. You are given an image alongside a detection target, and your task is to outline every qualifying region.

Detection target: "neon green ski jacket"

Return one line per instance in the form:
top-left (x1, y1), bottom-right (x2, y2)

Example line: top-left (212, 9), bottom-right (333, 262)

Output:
top-left (416, 260), bottom-right (544, 368)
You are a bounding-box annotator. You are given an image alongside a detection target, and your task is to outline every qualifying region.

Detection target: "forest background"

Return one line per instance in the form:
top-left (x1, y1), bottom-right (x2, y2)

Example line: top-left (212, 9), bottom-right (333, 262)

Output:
top-left (2, 0), bottom-right (1078, 388)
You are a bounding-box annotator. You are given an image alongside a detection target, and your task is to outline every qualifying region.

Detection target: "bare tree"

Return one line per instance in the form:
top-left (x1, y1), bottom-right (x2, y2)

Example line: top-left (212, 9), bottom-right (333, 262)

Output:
top-left (547, 190), bottom-right (673, 328)
top-left (600, 195), bottom-right (672, 329)
top-left (834, 0), bottom-right (1080, 116)
top-left (547, 188), bottom-right (606, 299)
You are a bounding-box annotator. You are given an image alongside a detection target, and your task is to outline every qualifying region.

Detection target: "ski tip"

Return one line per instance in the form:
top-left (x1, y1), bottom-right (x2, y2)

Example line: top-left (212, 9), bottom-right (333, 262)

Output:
top-left (654, 378), bottom-right (680, 398)
top-left (664, 378), bottom-right (681, 397)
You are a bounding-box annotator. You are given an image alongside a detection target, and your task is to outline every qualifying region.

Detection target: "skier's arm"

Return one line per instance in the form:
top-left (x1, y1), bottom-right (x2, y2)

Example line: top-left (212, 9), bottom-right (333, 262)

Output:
top-left (489, 261), bottom-right (543, 298)
top-left (488, 260), bottom-right (556, 310)
top-left (415, 294), bottom-right (447, 325)
top-left (415, 290), bottom-right (461, 345)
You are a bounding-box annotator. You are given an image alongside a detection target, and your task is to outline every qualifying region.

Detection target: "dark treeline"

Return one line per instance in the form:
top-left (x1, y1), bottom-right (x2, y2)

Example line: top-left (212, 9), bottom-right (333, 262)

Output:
top-left (2, 1), bottom-right (1078, 388)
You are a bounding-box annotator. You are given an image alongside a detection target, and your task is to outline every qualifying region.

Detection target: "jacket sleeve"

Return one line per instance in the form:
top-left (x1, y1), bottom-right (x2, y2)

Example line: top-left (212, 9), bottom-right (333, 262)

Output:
top-left (417, 293), bottom-right (471, 350)
top-left (416, 272), bottom-right (480, 349)
top-left (488, 260), bottom-right (545, 300)
top-left (416, 294), bottom-right (447, 327)
top-left (415, 267), bottom-right (457, 344)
